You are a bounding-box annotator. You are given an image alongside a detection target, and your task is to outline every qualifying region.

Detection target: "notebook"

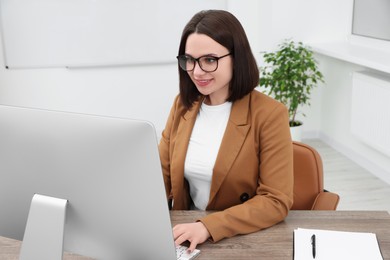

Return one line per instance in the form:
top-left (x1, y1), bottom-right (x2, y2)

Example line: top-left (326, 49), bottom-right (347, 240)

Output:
top-left (294, 228), bottom-right (383, 260)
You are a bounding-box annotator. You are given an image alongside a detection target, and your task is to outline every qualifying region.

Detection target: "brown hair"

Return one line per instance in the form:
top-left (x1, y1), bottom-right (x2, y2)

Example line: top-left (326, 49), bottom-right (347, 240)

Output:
top-left (178, 10), bottom-right (259, 109)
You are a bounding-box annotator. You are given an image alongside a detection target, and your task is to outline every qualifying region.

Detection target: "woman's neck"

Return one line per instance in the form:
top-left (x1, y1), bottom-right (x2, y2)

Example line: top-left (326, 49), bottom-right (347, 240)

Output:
top-left (204, 95), bottom-right (227, 106)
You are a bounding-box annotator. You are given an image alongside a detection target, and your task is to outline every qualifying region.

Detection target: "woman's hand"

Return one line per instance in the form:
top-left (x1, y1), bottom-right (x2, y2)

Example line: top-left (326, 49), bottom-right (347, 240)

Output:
top-left (173, 222), bottom-right (211, 252)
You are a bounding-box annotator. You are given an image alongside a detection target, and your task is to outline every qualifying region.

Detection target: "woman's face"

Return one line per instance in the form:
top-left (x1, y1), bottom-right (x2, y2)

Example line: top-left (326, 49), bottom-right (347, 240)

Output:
top-left (185, 33), bottom-right (233, 105)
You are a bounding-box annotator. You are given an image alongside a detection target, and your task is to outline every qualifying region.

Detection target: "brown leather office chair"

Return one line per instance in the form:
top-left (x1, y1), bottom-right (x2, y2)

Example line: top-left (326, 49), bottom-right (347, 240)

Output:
top-left (291, 141), bottom-right (340, 210)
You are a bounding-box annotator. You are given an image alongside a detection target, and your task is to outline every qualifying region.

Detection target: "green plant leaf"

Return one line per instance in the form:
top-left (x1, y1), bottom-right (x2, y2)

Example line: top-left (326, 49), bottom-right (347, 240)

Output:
top-left (259, 39), bottom-right (325, 122)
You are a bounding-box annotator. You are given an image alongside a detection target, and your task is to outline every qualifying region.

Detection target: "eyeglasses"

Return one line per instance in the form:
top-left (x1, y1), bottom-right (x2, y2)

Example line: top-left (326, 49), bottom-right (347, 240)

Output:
top-left (176, 53), bottom-right (231, 72)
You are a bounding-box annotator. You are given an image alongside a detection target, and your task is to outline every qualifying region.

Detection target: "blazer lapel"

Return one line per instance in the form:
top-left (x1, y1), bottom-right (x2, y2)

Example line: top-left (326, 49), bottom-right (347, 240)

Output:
top-left (170, 99), bottom-right (201, 208)
top-left (208, 94), bottom-right (251, 207)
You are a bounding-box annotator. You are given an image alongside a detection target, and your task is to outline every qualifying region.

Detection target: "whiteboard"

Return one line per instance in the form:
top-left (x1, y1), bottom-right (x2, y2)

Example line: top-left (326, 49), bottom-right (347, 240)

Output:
top-left (0, 0), bottom-right (227, 69)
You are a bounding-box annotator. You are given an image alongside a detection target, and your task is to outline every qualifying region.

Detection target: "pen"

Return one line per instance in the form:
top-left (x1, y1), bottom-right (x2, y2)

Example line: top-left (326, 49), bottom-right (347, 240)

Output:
top-left (311, 234), bottom-right (316, 259)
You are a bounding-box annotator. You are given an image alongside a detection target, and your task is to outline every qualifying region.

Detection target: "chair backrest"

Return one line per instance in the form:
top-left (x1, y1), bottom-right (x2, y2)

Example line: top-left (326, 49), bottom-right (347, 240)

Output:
top-left (291, 141), bottom-right (325, 210)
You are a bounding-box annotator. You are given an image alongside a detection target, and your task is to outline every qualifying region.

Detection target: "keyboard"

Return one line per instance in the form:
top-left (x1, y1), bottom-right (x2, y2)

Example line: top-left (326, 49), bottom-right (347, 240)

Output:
top-left (176, 245), bottom-right (200, 260)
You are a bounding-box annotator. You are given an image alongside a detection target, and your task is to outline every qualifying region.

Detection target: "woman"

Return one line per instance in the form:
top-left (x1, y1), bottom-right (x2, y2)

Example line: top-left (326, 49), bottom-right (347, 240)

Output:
top-left (159, 10), bottom-right (293, 252)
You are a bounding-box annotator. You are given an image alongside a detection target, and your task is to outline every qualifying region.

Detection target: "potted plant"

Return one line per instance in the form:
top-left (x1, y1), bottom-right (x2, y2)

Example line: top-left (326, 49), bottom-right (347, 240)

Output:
top-left (259, 39), bottom-right (324, 141)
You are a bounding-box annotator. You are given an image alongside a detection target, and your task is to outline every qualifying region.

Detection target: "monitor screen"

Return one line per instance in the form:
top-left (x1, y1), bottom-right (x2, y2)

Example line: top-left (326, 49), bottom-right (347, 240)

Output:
top-left (0, 105), bottom-right (177, 259)
top-left (352, 0), bottom-right (390, 41)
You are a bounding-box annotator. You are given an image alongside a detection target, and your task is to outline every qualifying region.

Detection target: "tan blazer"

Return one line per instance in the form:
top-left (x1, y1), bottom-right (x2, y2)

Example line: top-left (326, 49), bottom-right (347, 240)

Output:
top-left (159, 90), bottom-right (293, 242)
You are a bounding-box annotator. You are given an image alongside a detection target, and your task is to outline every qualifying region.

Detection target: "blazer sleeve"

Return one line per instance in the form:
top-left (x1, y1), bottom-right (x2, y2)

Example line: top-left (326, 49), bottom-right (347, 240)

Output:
top-left (199, 104), bottom-right (294, 242)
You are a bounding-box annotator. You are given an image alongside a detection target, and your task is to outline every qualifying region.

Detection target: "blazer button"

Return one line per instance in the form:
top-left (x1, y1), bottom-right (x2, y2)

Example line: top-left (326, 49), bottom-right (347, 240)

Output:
top-left (240, 193), bottom-right (249, 203)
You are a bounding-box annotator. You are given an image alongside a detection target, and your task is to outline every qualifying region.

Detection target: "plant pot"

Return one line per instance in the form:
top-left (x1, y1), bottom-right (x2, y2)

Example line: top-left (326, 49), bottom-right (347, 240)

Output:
top-left (290, 122), bottom-right (302, 142)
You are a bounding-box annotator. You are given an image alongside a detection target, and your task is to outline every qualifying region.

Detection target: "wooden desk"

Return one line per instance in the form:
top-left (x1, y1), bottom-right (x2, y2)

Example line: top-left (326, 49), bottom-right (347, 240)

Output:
top-left (173, 210), bottom-right (390, 259)
top-left (1, 210), bottom-right (389, 259)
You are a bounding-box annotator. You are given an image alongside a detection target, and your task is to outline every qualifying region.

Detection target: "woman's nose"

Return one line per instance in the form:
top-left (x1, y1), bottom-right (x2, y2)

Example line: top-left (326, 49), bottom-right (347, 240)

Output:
top-left (193, 61), bottom-right (206, 75)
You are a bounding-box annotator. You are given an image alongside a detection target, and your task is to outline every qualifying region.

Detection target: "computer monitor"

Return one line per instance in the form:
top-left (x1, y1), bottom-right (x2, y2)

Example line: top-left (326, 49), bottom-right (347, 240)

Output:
top-left (0, 104), bottom-right (177, 259)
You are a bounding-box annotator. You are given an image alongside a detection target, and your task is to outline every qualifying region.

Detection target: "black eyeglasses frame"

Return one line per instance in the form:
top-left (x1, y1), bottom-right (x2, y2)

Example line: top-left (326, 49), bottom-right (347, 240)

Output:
top-left (176, 53), bottom-right (232, 72)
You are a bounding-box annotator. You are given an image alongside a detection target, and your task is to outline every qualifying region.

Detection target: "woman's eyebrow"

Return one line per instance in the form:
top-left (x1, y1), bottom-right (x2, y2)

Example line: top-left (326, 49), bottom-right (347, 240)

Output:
top-left (184, 53), bottom-right (219, 57)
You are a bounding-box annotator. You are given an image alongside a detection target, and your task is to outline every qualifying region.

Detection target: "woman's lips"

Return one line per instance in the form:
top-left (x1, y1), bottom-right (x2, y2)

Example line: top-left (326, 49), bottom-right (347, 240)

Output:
top-left (195, 79), bottom-right (212, 87)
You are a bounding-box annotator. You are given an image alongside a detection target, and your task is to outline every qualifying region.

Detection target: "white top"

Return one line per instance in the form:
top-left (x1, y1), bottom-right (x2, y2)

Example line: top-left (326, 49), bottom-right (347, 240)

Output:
top-left (184, 101), bottom-right (232, 210)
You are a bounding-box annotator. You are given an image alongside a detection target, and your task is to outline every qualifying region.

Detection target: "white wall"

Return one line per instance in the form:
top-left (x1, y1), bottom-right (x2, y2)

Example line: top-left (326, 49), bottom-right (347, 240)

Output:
top-left (1, 0), bottom-right (389, 183)
top-left (0, 57), bottom-right (179, 135)
top-left (317, 55), bottom-right (390, 184)
top-left (0, 3), bottom-right (185, 135)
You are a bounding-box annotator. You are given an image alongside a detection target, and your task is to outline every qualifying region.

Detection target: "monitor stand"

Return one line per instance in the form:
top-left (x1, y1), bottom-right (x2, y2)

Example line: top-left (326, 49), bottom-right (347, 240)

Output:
top-left (19, 194), bottom-right (68, 260)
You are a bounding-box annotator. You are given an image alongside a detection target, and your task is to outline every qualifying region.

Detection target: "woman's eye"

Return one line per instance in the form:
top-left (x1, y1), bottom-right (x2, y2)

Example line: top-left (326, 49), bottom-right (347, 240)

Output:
top-left (204, 57), bottom-right (217, 63)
